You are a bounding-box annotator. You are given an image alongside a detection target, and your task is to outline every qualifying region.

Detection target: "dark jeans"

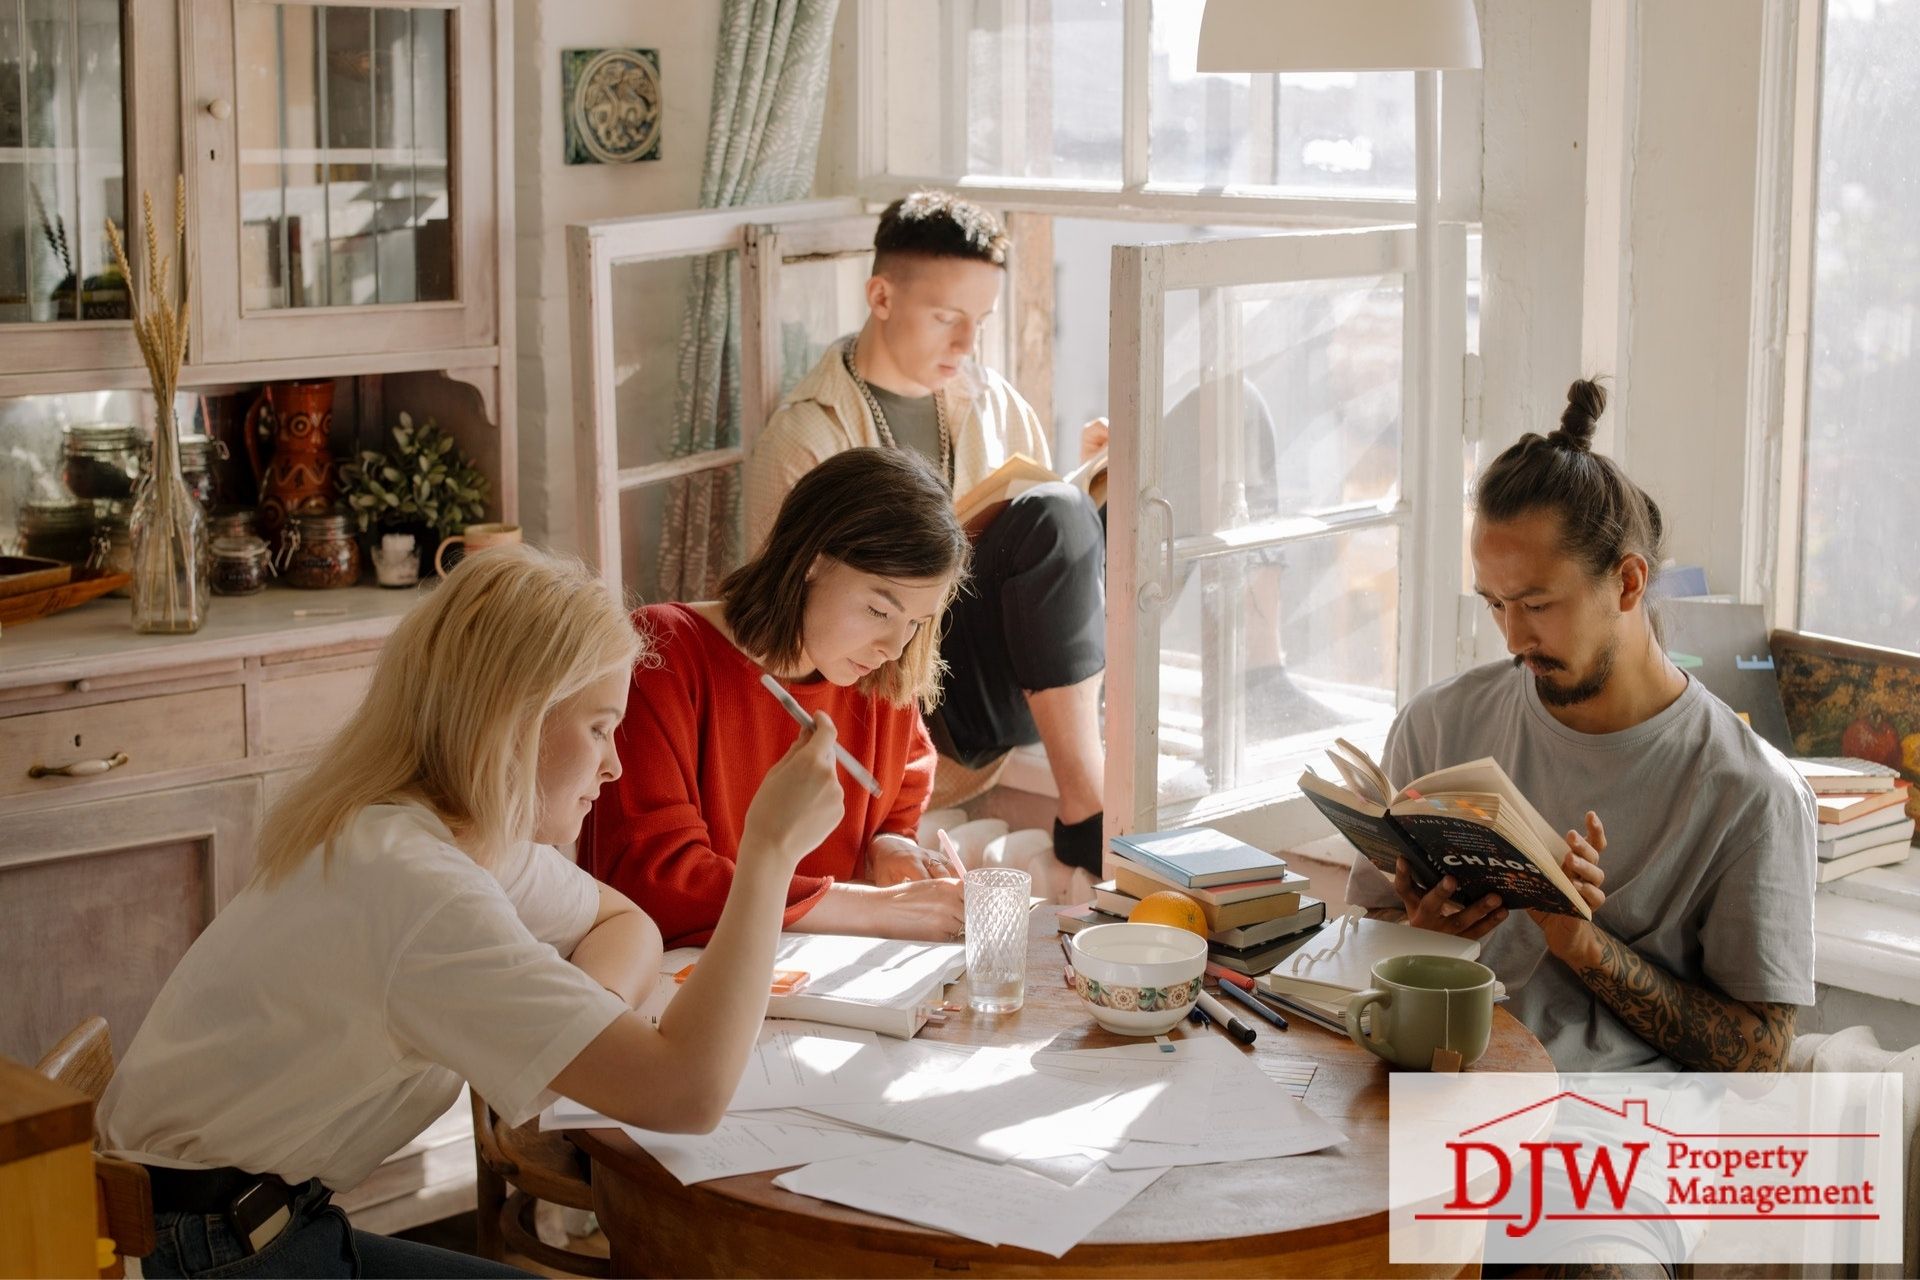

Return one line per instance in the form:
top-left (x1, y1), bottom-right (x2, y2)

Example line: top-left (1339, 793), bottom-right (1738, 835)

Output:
top-left (934, 482), bottom-right (1106, 766)
top-left (142, 1177), bottom-right (532, 1279)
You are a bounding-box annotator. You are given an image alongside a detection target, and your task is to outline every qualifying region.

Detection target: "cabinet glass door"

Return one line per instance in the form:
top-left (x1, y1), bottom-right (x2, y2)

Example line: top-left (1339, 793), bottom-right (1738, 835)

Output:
top-left (234, 3), bottom-right (451, 309)
top-left (192, 0), bottom-right (497, 364)
top-left (0, 0), bottom-right (125, 325)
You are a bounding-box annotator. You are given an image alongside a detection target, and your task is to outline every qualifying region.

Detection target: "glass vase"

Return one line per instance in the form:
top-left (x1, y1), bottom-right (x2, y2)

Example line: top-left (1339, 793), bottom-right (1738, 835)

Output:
top-left (129, 404), bottom-right (210, 634)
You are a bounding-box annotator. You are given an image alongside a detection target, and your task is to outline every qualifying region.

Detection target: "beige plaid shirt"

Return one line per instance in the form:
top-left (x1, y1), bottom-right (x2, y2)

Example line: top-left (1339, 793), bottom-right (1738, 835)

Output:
top-left (743, 338), bottom-right (1052, 553)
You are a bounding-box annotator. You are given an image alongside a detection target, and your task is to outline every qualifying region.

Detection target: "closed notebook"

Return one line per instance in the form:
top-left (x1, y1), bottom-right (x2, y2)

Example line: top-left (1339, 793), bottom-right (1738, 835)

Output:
top-left (1108, 827), bottom-right (1290, 888)
top-left (658, 933), bottom-right (965, 1039)
top-left (1255, 914), bottom-right (1485, 1006)
top-left (1792, 757), bottom-right (1902, 794)
top-left (1817, 785), bottom-right (1910, 825)
top-left (1817, 819), bottom-right (1917, 860)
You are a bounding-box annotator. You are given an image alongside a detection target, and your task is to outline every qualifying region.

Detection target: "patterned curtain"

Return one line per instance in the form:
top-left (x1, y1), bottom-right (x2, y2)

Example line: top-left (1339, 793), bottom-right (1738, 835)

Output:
top-left (653, 0), bottom-right (841, 601)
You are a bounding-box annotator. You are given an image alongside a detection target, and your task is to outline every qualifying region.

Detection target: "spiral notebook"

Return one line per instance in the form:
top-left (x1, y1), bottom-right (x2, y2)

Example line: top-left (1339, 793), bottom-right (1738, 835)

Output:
top-left (1254, 910), bottom-right (1491, 1006)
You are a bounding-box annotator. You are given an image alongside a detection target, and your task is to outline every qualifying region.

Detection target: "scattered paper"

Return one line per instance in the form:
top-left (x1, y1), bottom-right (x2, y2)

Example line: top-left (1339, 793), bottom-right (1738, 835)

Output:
top-left (773, 1141), bottom-right (1170, 1257)
top-left (621, 1113), bottom-right (901, 1185)
top-left (1255, 1054), bottom-right (1318, 1100)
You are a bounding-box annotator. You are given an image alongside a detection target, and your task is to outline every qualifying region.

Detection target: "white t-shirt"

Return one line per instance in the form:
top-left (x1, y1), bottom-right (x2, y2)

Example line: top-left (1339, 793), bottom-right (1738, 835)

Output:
top-left (97, 802), bottom-right (632, 1190)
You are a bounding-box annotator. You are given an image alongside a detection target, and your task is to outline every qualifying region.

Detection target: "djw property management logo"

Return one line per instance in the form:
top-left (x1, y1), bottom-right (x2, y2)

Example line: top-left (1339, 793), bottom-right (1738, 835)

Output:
top-left (1388, 1073), bottom-right (1905, 1268)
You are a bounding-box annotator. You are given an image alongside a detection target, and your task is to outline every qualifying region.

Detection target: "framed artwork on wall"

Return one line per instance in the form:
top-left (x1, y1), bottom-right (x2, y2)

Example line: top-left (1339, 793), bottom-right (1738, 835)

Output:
top-left (563, 48), bottom-right (663, 165)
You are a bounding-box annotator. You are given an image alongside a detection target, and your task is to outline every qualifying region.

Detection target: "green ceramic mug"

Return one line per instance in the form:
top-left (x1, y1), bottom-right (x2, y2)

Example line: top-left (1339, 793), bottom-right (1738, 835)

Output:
top-left (1345, 954), bottom-right (1496, 1070)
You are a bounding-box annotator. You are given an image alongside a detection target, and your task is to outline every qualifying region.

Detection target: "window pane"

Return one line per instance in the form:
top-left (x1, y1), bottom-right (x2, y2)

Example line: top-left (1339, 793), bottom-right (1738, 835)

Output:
top-left (1161, 274), bottom-right (1403, 539)
top-left (620, 463), bottom-right (742, 606)
top-left (774, 250), bottom-right (872, 399)
top-left (1802, 0), bottom-right (1920, 648)
top-left (884, 0), bottom-right (1122, 183)
top-left (1157, 528), bottom-right (1399, 810)
top-left (1148, 3), bottom-right (1414, 192)
top-left (610, 250), bottom-right (740, 471)
top-left (0, 0), bottom-right (126, 324)
top-left (235, 2), bottom-right (454, 310)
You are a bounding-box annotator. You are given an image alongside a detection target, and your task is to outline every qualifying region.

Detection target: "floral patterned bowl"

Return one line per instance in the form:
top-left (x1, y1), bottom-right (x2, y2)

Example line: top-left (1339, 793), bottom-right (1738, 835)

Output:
top-left (1067, 922), bottom-right (1208, 1035)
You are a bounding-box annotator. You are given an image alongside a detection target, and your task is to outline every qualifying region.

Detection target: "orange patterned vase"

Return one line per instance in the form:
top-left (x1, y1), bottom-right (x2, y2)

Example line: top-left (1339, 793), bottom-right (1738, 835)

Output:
top-left (245, 380), bottom-right (337, 555)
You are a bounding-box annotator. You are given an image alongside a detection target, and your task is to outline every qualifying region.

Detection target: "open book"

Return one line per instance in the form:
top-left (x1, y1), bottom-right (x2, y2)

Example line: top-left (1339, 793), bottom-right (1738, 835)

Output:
top-left (658, 933), bottom-right (966, 1039)
top-left (952, 449), bottom-right (1108, 534)
top-left (1297, 739), bottom-right (1592, 918)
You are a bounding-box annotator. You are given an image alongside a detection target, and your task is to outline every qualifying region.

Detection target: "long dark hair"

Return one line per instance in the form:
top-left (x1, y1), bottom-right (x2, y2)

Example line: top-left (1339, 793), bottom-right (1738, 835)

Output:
top-left (720, 448), bottom-right (970, 708)
top-left (1475, 379), bottom-right (1667, 589)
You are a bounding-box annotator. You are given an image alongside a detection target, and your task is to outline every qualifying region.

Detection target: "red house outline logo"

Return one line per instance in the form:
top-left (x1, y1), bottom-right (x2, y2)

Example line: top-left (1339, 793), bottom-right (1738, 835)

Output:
top-left (1418, 1089), bottom-right (1883, 1239)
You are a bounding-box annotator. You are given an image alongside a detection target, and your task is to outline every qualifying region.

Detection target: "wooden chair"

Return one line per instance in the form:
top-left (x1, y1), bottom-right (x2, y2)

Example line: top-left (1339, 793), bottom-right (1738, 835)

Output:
top-left (470, 1091), bottom-right (609, 1277)
top-left (34, 1017), bottom-right (154, 1279)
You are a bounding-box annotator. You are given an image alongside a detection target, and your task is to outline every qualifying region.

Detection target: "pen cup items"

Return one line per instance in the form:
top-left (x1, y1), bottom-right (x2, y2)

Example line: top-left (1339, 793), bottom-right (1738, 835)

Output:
top-left (1345, 954), bottom-right (1496, 1070)
top-left (1067, 922), bottom-right (1207, 1036)
top-left (434, 521), bottom-right (522, 576)
top-left (963, 867), bottom-right (1032, 1014)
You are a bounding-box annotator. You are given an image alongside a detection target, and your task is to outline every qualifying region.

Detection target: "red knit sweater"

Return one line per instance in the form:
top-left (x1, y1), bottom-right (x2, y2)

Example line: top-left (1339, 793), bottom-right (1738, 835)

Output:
top-left (579, 603), bottom-right (936, 947)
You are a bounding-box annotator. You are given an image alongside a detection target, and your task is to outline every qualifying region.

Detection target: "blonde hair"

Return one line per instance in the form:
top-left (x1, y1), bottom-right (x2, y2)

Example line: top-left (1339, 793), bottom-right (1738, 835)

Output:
top-left (252, 545), bottom-right (644, 886)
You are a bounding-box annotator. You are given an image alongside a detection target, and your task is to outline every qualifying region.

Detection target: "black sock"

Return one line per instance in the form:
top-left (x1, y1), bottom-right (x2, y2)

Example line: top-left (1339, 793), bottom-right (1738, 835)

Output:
top-left (1051, 812), bottom-right (1104, 875)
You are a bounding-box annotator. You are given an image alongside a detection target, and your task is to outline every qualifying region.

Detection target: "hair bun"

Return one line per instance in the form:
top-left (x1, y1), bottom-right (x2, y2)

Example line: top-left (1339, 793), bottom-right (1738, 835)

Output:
top-left (1549, 379), bottom-right (1605, 451)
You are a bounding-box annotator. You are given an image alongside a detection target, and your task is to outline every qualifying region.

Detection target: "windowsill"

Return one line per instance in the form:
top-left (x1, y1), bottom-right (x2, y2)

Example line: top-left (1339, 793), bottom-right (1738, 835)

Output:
top-left (1815, 854), bottom-right (1920, 1007)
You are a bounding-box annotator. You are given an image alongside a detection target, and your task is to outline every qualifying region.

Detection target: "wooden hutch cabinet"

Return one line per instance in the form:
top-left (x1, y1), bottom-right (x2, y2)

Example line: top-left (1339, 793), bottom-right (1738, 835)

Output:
top-left (0, 0), bottom-right (513, 1232)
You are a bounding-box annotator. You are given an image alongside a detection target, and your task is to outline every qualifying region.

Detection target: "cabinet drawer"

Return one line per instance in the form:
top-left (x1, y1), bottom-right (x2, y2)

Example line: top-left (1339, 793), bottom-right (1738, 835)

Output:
top-left (1, 687), bottom-right (247, 799)
top-left (259, 666), bottom-right (373, 755)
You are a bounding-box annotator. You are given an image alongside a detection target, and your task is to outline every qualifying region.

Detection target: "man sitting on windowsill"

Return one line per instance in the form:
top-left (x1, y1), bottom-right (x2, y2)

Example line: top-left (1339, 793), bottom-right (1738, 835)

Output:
top-left (1345, 379), bottom-right (1816, 1072)
top-left (744, 191), bottom-right (1110, 878)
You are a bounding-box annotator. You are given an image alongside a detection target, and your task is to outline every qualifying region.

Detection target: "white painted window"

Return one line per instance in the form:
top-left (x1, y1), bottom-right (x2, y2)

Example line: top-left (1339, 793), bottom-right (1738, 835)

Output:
top-left (1791, 0), bottom-right (1920, 651)
top-left (853, 0), bottom-right (1477, 843)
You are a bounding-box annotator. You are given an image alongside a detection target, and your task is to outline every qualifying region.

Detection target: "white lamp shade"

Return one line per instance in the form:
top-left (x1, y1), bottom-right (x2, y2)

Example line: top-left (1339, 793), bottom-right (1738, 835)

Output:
top-left (1196, 0), bottom-right (1483, 72)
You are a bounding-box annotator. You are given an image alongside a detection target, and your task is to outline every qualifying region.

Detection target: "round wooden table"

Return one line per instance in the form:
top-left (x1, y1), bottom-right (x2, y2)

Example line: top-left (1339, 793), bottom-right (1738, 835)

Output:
top-left (576, 924), bottom-right (1553, 1278)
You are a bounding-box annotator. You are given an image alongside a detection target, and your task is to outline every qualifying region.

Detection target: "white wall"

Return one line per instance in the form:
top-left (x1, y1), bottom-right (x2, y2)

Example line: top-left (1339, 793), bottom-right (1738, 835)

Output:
top-left (514, 0), bottom-right (722, 552)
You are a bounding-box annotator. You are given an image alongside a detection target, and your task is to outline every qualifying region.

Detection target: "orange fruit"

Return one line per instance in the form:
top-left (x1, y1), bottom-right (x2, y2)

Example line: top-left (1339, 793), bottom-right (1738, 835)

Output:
top-left (1129, 890), bottom-right (1208, 938)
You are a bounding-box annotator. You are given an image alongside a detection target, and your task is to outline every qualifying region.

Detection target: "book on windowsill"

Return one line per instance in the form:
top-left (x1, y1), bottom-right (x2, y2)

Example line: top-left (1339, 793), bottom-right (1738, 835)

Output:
top-left (952, 449), bottom-right (1108, 535)
top-left (1107, 826), bottom-right (1291, 888)
top-left (1818, 804), bottom-right (1917, 843)
top-left (1298, 739), bottom-right (1592, 918)
top-left (1817, 842), bottom-right (1914, 883)
top-left (1103, 861), bottom-right (1311, 930)
top-left (1818, 818), bottom-right (1917, 861)
top-left (1818, 783), bottom-right (1911, 825)
top-left (1791, 757), bottom-right (1902, 794)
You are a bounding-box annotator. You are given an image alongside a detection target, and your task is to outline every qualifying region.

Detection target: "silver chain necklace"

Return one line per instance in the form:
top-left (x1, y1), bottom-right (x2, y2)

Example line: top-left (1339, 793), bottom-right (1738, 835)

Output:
top-left (843, 341), bottom-right (953, 487)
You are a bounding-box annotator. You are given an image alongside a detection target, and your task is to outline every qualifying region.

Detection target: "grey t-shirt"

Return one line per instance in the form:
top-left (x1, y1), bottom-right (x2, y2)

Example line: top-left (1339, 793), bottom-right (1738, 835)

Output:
top-left (866, 383), bottom-right (944, 471)
top-left (1344, 660), bottom-right (1817, 1072)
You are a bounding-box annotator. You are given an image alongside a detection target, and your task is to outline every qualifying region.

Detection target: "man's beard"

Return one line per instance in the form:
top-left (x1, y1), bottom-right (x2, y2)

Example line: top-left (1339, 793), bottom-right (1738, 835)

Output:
top-left (1515, 640), bottom-right (1617, 707)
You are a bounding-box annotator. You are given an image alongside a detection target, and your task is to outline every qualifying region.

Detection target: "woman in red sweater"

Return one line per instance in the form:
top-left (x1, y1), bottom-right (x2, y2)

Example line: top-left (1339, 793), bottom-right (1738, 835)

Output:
top-left (582, 448), bottom-right (973, 946)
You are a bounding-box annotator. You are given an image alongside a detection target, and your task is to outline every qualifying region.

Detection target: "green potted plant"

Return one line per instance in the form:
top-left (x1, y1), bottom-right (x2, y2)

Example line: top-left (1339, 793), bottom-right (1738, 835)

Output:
top-left (337, 413), bottom-right (489, 587)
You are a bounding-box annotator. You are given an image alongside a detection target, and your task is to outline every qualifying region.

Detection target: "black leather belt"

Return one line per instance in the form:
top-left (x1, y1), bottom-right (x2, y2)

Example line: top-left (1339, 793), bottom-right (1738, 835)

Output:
top-left (143, 1165), bottom-right (296, 1215)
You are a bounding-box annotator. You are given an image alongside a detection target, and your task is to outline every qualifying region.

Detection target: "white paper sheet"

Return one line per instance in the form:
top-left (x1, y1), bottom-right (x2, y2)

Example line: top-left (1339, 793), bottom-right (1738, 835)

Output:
top-left (620, 1114), bottom-right (902, 1185)
top-left (773, 1141), bottom-right (1171, 1257)
top-left (805, 1041), bottom-right (1205, 1163)
top-left (1068, 1040), bottom-right (1347, 1169)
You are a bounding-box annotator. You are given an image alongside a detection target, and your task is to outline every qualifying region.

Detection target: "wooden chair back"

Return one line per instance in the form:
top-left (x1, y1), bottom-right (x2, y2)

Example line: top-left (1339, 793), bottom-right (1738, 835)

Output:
top-left (34, 1017), bottom-right (154, 1274)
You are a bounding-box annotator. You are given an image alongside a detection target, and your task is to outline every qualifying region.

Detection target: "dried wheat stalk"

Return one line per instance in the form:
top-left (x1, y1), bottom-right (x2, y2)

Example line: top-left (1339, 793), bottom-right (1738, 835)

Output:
top-left (107, 176), bottom-right (199, 627)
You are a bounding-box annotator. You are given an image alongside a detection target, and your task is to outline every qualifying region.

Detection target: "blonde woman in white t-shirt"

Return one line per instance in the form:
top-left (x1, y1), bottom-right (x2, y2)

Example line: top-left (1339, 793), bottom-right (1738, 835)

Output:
top-left (98, 545), bottom-right (846, 1279)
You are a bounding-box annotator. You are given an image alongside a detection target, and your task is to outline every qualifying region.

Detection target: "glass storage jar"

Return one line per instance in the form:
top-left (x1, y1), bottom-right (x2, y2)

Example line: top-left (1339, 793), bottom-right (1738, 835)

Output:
top-left (211, 534), bottom-right (273, 596)
top-left (20, 497), bottom-right (98, 565)
top-left (178, 435), bottom-right (218, 509)
top-left (283, 511), bottom-right (361, 589)
top-left (91, 510), bottom-right (134, 596)
top-left (61, 423), bottom-right (143, 502)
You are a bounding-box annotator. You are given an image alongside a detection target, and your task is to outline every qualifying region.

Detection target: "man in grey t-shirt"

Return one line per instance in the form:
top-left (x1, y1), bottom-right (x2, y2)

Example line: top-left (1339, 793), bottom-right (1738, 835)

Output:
top-left (1347, 381), bottom-right (1815, 1072)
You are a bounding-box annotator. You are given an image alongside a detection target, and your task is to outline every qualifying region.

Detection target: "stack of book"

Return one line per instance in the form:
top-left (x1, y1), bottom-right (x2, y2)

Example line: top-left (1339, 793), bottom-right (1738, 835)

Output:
top-left (1057, 827), bottom-right (1325, 975)
top-left (1806, 771), bottom-right (1916, 883)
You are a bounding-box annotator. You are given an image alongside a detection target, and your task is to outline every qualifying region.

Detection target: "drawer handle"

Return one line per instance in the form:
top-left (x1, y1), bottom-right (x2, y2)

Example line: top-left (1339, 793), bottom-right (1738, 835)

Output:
top-left (28, 751), bottom-right (130, 779)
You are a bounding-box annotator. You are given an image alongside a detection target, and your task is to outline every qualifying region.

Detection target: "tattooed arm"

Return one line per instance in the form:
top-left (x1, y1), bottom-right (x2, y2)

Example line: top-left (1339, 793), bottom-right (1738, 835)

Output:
top-left (1529, 812), bottom-right (1796, 1072)
top-left (1563, 927), bottom-right (1796, 1071)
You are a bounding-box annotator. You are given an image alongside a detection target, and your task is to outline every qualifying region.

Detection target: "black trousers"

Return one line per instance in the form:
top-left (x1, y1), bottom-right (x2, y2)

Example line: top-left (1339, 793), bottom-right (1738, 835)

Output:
top-left (933, 483), bottom-right (1106, 767)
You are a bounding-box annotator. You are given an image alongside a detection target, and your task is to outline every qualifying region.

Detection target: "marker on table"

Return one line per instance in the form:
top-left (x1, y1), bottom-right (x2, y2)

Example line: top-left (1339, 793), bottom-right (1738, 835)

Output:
top-left (1195, 988), bottom-right (1257, 1045)
top-left (758, 672), bottom-right (883, 797)
top-left (1219, 978), bottom-right (1288, 1031)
